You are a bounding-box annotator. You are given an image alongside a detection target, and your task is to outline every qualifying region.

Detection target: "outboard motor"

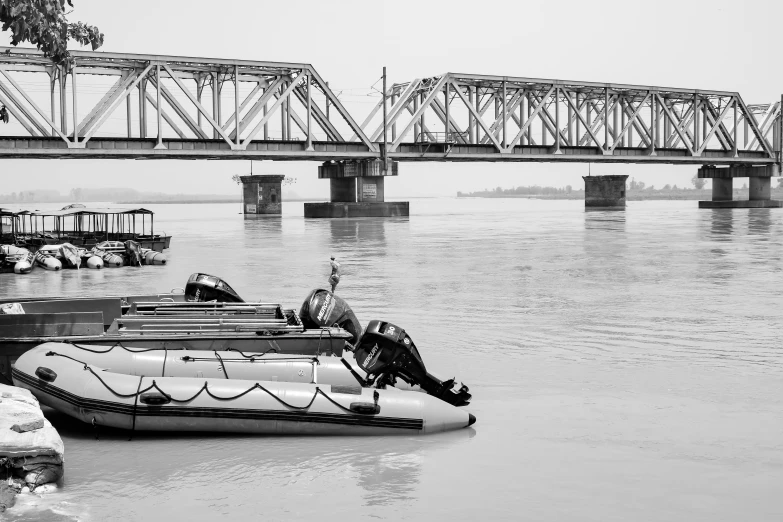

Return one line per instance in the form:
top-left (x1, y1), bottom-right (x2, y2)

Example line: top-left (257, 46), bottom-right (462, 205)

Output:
top-left (353, 320), bottom-right (471, 406)
top-left (184, 273), bottom-right (244, 302)
top-left (299, 289), bottom-right (362, 343)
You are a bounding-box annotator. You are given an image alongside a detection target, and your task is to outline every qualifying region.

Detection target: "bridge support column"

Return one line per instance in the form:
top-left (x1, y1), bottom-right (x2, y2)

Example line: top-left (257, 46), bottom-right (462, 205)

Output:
top-left (712, 177), bottom-right (733, 201)
top-left (582, 175), bottom-right (628, 208)
top-left (698, 165), bottom-right (783, 208)
top-left (305, 160), bottom-right (409, 218)
top-left (330, 178), bottom-right (357, 203)
top-left (240, 174), bottom-right (284, 218)
top-left (749, 176), bottom-right (771, 201)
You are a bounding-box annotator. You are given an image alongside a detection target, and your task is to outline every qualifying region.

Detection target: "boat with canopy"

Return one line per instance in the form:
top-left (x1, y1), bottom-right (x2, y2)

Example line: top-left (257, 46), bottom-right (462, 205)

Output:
top-left (2, 204), bottom-right (171, 252)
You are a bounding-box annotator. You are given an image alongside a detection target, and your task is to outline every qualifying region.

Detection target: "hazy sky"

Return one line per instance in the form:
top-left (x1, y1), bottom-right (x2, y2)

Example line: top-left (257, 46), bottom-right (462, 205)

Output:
top-left (1, 0), bottom-right (781, 198)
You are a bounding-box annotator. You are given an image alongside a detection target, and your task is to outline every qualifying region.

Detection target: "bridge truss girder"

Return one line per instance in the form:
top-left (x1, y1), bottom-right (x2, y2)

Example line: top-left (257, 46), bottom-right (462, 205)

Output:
top-left (0, 47), bottom-right (377, 159)
top-left (360, 73), bottom-right (779, 165)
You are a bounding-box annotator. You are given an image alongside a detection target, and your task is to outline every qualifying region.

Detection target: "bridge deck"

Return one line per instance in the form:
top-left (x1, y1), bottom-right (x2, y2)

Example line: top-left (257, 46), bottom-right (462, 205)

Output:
top-left (0, 137), bottom-right (773, 165)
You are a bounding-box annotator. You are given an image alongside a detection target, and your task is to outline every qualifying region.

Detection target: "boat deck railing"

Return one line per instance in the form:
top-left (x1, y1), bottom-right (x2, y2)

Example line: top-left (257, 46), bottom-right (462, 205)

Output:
top-left (111, 302), bottom-right (306, 335)
top-left (132, 324), bottom-right (305, 334)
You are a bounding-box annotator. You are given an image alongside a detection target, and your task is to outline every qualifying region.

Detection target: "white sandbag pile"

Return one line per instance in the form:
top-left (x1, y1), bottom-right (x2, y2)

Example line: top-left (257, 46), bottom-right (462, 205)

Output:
top-left (0, 302), bottom-right (24, 315)
top-left (0, 383), bottom-right (64, 512)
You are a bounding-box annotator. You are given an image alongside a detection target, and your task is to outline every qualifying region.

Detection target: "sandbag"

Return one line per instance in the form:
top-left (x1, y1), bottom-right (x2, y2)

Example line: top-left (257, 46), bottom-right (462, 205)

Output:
top-left (0, 384), bottom-right (63, 461)
top-left (0, 303), bottom-right (24, 315)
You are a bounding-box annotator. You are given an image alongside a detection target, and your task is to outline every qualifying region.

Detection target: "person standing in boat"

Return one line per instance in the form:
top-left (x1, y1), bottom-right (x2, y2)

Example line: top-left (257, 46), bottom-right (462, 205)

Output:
top-left (328, 256), bottom-right (341, 292)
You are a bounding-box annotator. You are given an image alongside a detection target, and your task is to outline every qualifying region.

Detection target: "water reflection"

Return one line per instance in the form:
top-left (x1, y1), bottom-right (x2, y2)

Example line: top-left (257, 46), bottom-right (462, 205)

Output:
top-left (42, 407), bottom-right (475, 514)
top-left (242, 216), bottom-right (282, 248)
top-left (583, 209), bottom-right (626, 231)
top-left (329, 219), bottom-right (388, 247)
top-left (703, 210), bottom-right (738, 285)
top-left (708, 209), bottom-right (734, 239)
top-left (748, 209), bottom-right (772, 238)
top-left (583, 210), bottom-right (627, 276)
top-left (352, 429), bottom-right (475, 507)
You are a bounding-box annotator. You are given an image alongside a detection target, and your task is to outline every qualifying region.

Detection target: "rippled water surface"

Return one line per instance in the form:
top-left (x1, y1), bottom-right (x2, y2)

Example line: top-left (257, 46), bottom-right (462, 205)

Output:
top-left (2, 198), bottom-right (782, 521)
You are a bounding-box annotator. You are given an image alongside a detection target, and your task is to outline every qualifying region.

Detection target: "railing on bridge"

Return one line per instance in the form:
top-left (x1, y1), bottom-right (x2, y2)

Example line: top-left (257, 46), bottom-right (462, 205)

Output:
top-left (0, 47), bottom-right (377, 159)
top-left (357, 73), bottom-right (780, 165)
top-left (415, 131), bottom-right (468, 143)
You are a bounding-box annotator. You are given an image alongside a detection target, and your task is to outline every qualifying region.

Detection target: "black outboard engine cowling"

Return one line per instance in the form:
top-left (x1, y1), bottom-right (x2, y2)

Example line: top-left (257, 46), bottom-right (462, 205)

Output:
top-left (354, 320), bottom-right (471, 406)
top-left (299, 289), bottom-right (362, 343)
top-left (184, 273), bottom-right (244, 303)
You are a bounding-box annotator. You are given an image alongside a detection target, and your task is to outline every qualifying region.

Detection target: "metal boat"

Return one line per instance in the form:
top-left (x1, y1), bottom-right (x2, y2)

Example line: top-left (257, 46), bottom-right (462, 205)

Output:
top-left (0, 274), bottom-right (354, 383)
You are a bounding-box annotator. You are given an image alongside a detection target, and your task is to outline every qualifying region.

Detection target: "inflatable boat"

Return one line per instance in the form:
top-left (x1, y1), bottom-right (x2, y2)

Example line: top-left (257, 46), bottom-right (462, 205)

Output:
top-left (141, 248), bottom-right (166, 265)
top-left (34, 247), bottom-right (62, 271)
top-left (93, 247), bottom-right (124, 268)
top-left (1, 245), bottom-right (34, 274)
top-left (12, 343), bottom-right (475, 435)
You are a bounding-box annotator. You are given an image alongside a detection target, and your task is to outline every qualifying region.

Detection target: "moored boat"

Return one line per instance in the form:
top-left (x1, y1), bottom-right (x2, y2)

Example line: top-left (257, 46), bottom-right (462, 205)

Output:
top-left (93, 247), bottom-right (124, 267)
top-left (141, 248), bottom-right (166, 265)
top-left (12, 343), bottom-right (475, 435)
top-left (0, 274), bottom-right (356, 381)
top-left (34, 247), bottom-right (62, 271)
top-left (3, 205), bottom-right (172, 251)
top-left (1, 245), bottom-right (34, 274)
top-left (17, 326), bottom-right (472, 406)
top-left (84, 254), bottom-right (104, 269)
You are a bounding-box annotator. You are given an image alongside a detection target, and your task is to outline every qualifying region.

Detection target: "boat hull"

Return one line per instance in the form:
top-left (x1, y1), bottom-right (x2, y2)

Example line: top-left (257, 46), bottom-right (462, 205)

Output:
top-left (12, 345), bottom-right (473, 435)
top-left (2, 246), bottom-right (34, 274)
top-left (0, 331), bottom-right (350, 383)
top-left (143, 250), bottom-right (167, 265)
top-left (101, 252), bottom-right (124, 267)
top-left (34, 252), bottom-right (61, 271)
top-left (19, 342), bottom-right (367, 388)
top-left (13, 260), bottom-right (33, 274)
top-left (85, 256), bottom-right (104, 269)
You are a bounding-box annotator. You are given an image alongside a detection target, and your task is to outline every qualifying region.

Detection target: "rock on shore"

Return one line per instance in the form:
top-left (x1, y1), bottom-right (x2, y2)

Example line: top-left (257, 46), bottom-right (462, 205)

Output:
top-left (0, 383), bottom-right (64, 512)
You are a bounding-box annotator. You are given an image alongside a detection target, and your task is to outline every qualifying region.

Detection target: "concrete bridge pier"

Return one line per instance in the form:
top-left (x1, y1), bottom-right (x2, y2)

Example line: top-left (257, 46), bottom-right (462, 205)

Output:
top-left (240, 175), bottom-right (285, 217)
top-left (582, 175), bottom-right (629, 208)
top-left (697, 165), bottom-right (783, 208)
top-left (304, 160), bottom-right (409, 218)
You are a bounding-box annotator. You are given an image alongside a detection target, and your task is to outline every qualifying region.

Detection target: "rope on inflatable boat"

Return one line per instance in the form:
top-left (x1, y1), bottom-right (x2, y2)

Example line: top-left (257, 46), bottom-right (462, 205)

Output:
top-left (63, 340), bottom-right (186, 354)
top-left (180, 354), bottom-right (318, 364)
top-left (129, 375), bottom-right (143, 440)
top-left (43, 351), bottom-right (376, 416)
top-left (221, 347), bottom-right (287, 359)
top-left (214, 351), bottom-right (230, 379)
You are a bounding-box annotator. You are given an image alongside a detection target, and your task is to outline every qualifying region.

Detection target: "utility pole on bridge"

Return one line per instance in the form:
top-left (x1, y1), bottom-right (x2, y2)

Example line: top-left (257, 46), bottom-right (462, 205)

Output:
top-left (382, 66), bottom-right (388, 171)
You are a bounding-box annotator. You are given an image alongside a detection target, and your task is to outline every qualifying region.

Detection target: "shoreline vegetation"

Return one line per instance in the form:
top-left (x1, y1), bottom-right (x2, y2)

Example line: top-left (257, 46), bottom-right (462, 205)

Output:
top-left (458, 180), bottom-right (783, 201)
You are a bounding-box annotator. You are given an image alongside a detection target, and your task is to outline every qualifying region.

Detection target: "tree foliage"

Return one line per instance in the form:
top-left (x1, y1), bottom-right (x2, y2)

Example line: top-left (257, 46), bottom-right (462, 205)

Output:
top-left (628, 177), bottom-right (645, 190)
top-left (0, 0), bottom-right (103, 69)
top-left (0, 1), bottom-right (103, 123)
top-left (691, 174), bottom-right (707, 190)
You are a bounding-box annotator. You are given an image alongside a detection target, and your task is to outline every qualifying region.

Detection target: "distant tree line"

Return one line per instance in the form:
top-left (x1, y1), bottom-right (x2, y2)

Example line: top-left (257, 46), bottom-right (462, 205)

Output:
top-left (458, 177), bottom-right (783, 198)
top-left (458, 185), bottom-right (576, 197)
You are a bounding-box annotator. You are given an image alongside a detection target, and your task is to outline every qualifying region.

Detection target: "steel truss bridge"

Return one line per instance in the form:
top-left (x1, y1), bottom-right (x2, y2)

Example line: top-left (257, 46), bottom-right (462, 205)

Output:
top-left (0, 47), bottom-right (779, 168)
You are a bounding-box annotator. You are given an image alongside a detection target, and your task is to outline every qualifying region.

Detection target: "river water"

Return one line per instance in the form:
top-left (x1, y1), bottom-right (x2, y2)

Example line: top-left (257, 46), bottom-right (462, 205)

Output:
top-left (2, 198), bottom-right (782, 521)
